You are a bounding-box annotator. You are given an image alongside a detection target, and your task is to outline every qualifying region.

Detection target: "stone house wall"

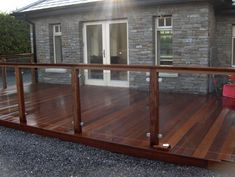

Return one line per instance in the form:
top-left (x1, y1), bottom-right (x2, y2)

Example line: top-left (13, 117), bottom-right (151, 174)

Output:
top-left (215, 15), bottom-right (235, 67)
top-left (32, 2), bottom-right (214, 93)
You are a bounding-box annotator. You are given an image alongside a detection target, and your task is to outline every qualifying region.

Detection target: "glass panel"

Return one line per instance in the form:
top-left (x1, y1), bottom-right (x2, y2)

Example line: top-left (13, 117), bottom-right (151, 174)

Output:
top-left (55, 36), bottom-right (63, 63)
top-left (233, 38), bottom-right (235, 66)
top-left (158, 30), bottom-right (173, 66)
top-left (0, 66), bottom-right (17, 121)
top-left (110, 23), bottom-right (128, 81)
top-left (166, 17), bottom-right (172, 26)
top-left (80, 69), bottom-right (150, 147)
top-left (23, 68), bottom-right (73, 133)
top-left (86, 25), bottom-right (103, 80)
top-left (158, 73), bottom-right (235, 162)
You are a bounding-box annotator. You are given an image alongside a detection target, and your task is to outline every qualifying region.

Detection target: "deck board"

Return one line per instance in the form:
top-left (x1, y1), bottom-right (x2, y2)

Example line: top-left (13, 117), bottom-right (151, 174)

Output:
top-left (0, 83), bottom-right (235, 166)
top-left (193, 109), bottom-right (229, 159)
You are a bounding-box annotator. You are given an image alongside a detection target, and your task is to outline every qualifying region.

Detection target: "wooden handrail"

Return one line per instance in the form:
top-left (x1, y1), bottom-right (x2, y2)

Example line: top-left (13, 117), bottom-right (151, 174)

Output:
top-left (0, 63), bottom-right (234, 75)
top-left (0, 53), bottom-right (34, 65)
top-left (0, 63), bottom-right (153, 71)
top-left (0, 53), bottom-right (33, 59)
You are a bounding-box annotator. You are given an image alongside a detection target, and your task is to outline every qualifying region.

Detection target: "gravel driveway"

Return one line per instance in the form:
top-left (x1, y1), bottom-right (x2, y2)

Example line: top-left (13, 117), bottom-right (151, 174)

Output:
top-left (0, 126), bottom-right (231, 177)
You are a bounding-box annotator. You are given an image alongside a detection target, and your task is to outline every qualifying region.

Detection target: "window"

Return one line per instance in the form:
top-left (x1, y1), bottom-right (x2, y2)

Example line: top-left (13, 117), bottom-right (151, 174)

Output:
top-left (156, 17), bottom-right (173, 66)
top-left (232, 26), bottom-right (235, 66)
top-left (53, 24), bottom-right (63, 63)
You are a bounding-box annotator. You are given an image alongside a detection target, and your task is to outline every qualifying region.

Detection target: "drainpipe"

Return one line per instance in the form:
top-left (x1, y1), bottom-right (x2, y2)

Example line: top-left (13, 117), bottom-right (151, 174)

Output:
top-left (25, 18), bottom-right (39, 83)
top-left (25, 19), bottom-right (37, 64)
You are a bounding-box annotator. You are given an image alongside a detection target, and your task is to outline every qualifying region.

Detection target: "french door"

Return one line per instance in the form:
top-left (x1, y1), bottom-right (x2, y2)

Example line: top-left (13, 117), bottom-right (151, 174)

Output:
top-left (83, 20), bottom-right (129, 87)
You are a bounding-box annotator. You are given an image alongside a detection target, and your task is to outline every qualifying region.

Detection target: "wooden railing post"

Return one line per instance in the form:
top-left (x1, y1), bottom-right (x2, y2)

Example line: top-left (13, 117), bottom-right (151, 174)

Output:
top-left (15, 67), bottom-right (26, 124)
top-left (1, 58), bottom-right (7, 89)
top-left (72, 68), bottom-right (82, 134)
top-left (149, 69), bottom-right (170, 150)
top-left (149, 69), bottom-right (159, 146)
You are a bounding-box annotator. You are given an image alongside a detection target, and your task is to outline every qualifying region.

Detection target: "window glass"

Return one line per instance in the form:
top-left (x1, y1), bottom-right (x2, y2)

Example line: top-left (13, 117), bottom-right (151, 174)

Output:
top-left (110, 23), bottom-right (128, 81)
top-left (55, 36), bottom-right (63, 63)
top-left (86, 25), bottom-right (103, 79)
top-left (166, 17), bottom-right (172, 26)
top-left (158, 18), bottom-right (164, 27)
top-left (55, 26), bottom-right (59, 33)
top-left (52, 24), bottom-right (63, 63)
top-left (156, 17), bottom-right (173, 66)
top-left (159, 30), bottom-right (173, 65)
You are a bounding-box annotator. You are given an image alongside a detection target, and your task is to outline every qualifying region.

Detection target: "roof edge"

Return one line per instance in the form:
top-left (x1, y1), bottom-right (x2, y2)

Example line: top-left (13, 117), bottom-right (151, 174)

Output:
top-left (14, 0), bottom-right (47, 13)
top-left (14, 0), bottom-right (211, 16)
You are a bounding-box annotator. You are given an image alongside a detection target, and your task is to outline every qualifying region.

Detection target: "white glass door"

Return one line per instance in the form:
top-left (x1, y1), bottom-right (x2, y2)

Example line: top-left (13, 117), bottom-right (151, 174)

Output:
top-left (84, 20), bottom-right (128, 87)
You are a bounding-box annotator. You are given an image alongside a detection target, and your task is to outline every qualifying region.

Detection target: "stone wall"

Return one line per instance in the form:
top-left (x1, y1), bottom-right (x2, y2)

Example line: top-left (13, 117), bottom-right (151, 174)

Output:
top-left (215, 15), bottom-right (234, 67)
top-left (32, 2), bottom-right (212, 93)
top-left (208, 4), bottom-right (216, 67)
top-left (207, 4), bottom-right (216, 93)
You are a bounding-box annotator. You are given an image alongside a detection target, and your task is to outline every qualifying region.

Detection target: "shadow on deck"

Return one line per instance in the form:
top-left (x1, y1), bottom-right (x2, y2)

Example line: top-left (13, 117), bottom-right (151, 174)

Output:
top-left (1, 83), bottom-right (235, 169)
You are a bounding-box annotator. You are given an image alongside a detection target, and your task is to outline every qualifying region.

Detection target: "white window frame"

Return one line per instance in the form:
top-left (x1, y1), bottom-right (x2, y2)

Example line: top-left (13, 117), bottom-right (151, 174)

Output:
top-left (156, 16), bottom-right (173, 30)
top-left (155, 16), bottom-right (177, 77)
top-left (232, 25), bottom-right (235, 67)
top-left (53, 24), bottom-right (62, 63)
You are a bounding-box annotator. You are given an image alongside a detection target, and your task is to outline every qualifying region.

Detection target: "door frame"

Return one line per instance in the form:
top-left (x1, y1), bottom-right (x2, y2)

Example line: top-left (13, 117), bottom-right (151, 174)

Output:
top-left (83, 20), bottom-right (129, 87)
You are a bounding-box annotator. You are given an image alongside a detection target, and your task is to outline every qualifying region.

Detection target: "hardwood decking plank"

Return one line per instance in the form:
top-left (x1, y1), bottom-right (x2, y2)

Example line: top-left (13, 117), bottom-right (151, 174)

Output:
top-left (192, 109), bottom-right (229, 158)
top-left (163, 97), bottom-right (218, 149)
top-left (217, 127), bottom-right (235, 162)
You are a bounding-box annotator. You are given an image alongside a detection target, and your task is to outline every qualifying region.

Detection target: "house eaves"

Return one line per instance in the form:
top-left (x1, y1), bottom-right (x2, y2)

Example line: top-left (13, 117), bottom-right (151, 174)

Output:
top-left (15, 0), bottom-right (104, 13)
top-left (14, 0), bottom-right (209, 14)
top-left (13, 0), bottom-right (235, 18)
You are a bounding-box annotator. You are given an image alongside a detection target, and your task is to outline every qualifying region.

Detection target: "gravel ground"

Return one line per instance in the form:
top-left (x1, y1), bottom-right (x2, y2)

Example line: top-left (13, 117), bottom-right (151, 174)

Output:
top-left (0, 126), bottom-right (232, 177)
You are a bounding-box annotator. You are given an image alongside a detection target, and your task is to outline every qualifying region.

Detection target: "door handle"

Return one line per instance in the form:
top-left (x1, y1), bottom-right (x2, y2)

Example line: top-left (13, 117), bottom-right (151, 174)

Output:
top-left (103, 50), bottom-right (106, 58)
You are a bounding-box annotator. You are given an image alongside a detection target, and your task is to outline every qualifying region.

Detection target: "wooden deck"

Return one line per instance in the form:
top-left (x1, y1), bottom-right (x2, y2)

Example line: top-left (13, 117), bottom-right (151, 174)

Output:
top-left (0, 83), bottom-right (235, 168)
